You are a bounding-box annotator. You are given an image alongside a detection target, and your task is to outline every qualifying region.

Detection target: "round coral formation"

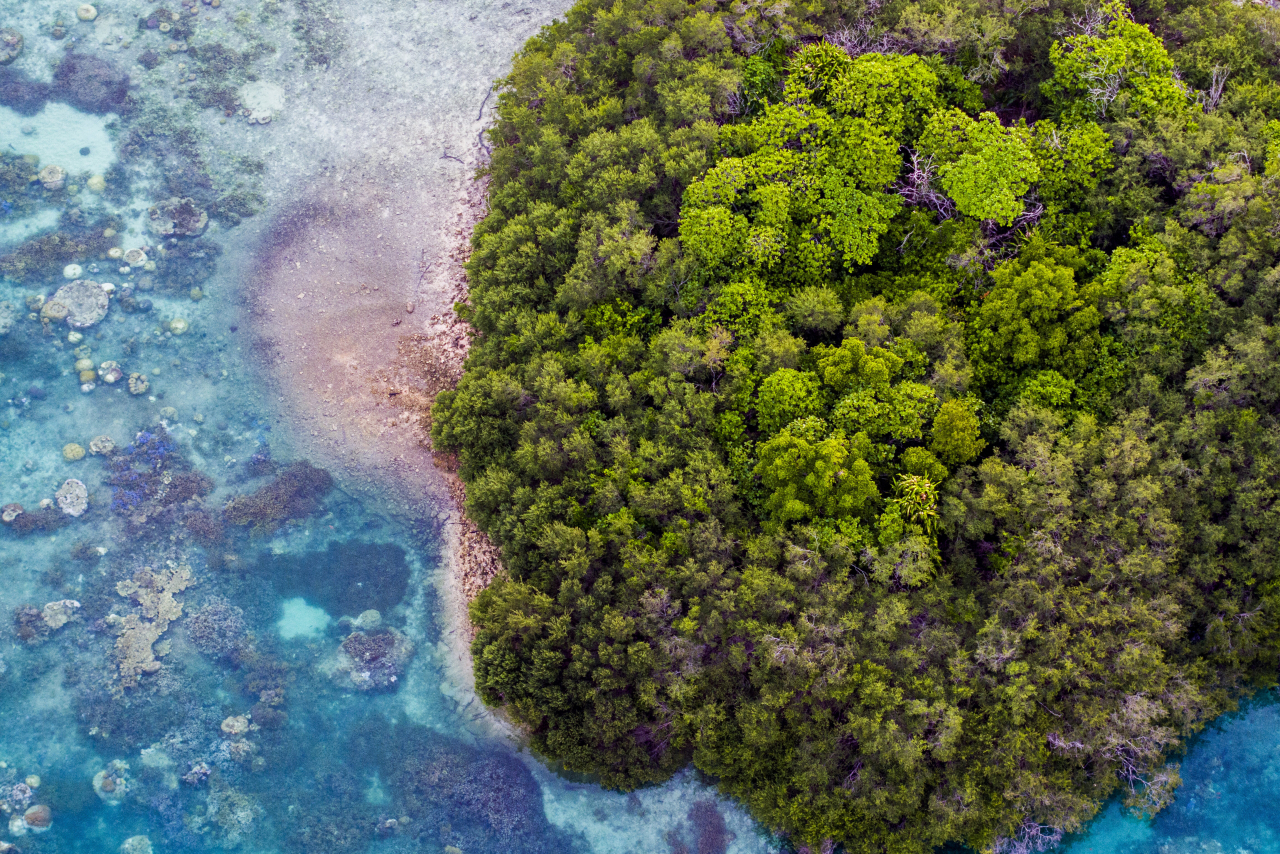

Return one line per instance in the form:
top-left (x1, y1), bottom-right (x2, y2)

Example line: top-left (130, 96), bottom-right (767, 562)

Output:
top-left (62, 262), bottom-right (82, 279)
top-left (22, 804), bottom-right (50, 832)
top-left (92, 762), bottom-right (128, 804)
top-left (333, 627), bottom-right (415, 692)
top-left (128, 373), bottom-right (149, 395)
top-left (50, 280), bottom-right (109, 328)
top-left (221, 715), bottom-right (251, 736)
top-left (76, 3), bottom-right (97, 20)
top-left (169, 317), bottom-right (189, 334)
top-left (124, 248), bottom-right (147, 267)
top-left (62, 443), bottom-right (85, 461)
top-left (99, 363), bottom-right (124, 384)
top-left (120, 836), bottom-right (153, 854)
top-left (1, 503), bottom-right (23, 524)
top-left (89, 434), bottom-right (116, 454)
top-left (41, 300), bottom-right (69, 323)
top-left (87, 174), bottom-right (106, 193)
top-left (55, 478), bottom-right (88, 516)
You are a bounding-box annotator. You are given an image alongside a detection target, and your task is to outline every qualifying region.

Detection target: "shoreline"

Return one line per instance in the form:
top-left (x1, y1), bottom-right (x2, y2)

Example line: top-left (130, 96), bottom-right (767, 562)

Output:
top-left (239, 134), bottom-right (508, 733)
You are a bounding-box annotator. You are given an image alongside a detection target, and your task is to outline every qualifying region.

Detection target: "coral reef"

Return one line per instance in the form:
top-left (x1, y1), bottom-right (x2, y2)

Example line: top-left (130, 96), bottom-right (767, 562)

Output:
top-left (56, 478), bottom-right (89, 516)
top-left (153, 238), bottom-right (221, 290)
top-left (184, 597), bottom-right (245, 659)
top-left (223, 462), bottom-right (333, 534)
top-left (0, 65), bottom-right (50, 114)
top-left (149, 198), bottom-right (208, 237)
top-left (120, 836), bottom-right (153, 854)
top-left (92, 761), bottom-right (129, 804)
top-left (50, 280), bottom-right (110, 329)
top-left (191, 780), bottom-right (261, 847)
top-left (103, 427), bottom-right (213, 532)
top-left (387, 726), bottom-right (573, 854)
top-left (6, 505), bottom-right (71, 536)
top-left (108, 566), bottom-right (194, 688)
top-left (0, 28), bottom-right (21, 65)
top-left (62, 443), bottom-right (86, 462)
top-left (53, 51), bottom-right (129, 114)
top-left (332, 627), bottom-right (415, 691)
top-left (41, 599), bottom-right (81, 630)
top-left (14, 605), bottom-right (48, 643)
top-left (252, 540), bottom-right (410, 615)
top-left (40, 165), bottom-right (67, 191)
top-left (0, 230), bottom-right (112, 285)
top-left (0, 302), bottom-right (15, 336)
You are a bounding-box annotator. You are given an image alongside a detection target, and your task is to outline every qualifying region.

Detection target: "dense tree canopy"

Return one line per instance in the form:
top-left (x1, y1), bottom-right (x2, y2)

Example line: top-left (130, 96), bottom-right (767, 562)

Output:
top-left (432, 0), bottom-right (1280, 850)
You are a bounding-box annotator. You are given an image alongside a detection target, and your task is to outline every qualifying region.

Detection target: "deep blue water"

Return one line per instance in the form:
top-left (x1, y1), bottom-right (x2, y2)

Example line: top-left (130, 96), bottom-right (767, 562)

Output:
top-left (0, 2), bottom-right (1276, 854)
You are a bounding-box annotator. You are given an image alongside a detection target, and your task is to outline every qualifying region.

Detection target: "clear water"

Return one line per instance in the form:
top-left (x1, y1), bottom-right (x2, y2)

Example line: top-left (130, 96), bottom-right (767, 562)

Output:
top-left (0, 2), bottom-right (1274, 854)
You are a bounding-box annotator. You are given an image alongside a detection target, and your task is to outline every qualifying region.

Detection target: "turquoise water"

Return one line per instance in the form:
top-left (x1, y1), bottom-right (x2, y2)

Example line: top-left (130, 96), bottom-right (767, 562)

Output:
top-left (0, 2), bottom-right (1275, 854)
top-left (1064, 696), bottom-right (1280, 854)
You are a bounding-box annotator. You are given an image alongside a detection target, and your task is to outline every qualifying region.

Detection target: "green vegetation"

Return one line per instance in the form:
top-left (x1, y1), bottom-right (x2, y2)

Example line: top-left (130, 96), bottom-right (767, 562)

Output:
top-left (432, 0), bottom-right (1280, 850)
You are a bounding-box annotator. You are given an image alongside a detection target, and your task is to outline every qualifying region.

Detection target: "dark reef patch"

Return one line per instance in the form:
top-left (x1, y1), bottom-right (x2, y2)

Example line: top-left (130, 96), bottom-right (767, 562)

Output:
top-left (249, 539), bottom-right (411, 616)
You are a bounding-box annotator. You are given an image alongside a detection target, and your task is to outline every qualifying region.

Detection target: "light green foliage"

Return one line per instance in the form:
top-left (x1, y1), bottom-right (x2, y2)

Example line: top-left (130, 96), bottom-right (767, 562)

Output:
top-left (785, 285), bottom-right (845, 334)
top-left (1032, 119), bottom-right (1113, 202)
top-left (757, 368), bottom-right (825, 434)
top-left (755, 417), bottom-right (879, 522)
top-left (1043, 0), bottom-right (1189, 120)
top-left (929, 397), bottom-right (985, 464)
top-left (968, 235), bottom-right (1111, 396)
top-left (919, 109), bottom-right (1040, 225)
top-left (681, 42), bottom-right (934, 298)
top-left (828, 53), bottom-right (943, 137)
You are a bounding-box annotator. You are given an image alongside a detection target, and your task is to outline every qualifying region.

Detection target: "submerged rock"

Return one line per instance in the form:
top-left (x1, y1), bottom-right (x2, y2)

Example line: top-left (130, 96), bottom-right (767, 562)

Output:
top-left (0, 301), bottom-right (15, 336)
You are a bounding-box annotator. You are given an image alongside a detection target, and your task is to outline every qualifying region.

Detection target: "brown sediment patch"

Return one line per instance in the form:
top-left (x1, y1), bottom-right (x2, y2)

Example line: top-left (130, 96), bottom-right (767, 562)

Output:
top-left (246, 151), bottom-right (502, 639)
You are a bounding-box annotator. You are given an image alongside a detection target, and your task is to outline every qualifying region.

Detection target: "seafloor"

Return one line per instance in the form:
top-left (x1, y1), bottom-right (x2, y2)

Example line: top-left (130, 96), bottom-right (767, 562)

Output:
top-left (0, 1), bottom-right (1275, 854)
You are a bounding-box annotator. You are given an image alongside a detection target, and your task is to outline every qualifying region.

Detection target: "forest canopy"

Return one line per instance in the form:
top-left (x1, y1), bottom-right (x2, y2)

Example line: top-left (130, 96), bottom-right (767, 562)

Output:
top-left (431, 0), bottom-right (1280, 850)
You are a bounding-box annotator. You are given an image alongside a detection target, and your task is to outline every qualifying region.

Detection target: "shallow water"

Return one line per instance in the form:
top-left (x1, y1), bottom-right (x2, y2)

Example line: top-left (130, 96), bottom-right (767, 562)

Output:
top-left (0, 2), bottom-right (1275, 854)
